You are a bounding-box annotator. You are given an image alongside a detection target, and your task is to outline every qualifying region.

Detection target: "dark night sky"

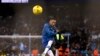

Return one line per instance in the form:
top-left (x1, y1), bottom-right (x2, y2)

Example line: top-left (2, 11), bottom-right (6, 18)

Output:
top-left (0, 0), bottom-right (100, 35)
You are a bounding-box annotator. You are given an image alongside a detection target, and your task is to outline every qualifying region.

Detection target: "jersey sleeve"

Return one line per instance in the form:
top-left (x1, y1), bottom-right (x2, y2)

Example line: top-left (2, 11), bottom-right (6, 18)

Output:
top-left (44, 24), bottom-right (56, 36)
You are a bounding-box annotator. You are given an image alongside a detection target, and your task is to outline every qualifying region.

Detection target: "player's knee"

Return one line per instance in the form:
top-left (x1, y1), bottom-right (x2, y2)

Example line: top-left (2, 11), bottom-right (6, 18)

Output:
top-left (46, 45), bottom-right (51, 49)
top-left (48, 40), bottom-right (53, 46)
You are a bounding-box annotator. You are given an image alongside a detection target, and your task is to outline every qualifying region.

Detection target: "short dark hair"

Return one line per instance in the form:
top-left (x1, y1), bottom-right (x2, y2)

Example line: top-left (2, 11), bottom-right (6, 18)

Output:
top-left (49, 18), bottom-right (56, 21)
top-left (48, 16), bottom-right (56, 21)
top-left (46, 16), bottom-right (56, 22)
top-left (46, 18), bottom-right (56, 23)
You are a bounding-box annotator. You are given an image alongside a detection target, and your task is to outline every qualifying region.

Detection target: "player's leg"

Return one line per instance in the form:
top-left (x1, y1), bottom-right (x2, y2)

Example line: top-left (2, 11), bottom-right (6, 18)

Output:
top-left (55, 49), bottom-right (59, 56)
top-left (55, 43), bottom-right (60, 56)
top-left (42, 40), bottom-right (53, 56)
top-left (47, 50), bottom-right (54, 56)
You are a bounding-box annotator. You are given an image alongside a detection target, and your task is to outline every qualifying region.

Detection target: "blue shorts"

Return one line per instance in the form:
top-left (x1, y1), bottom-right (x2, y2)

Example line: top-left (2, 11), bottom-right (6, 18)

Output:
top-left (42, 40), bottom-right (53, 48)
top-left (42, 41), bottom-right (48, 48)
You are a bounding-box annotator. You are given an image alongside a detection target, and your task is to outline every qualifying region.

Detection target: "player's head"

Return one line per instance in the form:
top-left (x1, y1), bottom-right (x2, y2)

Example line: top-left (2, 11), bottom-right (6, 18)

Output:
top-left (49, 18), bottom-right (56, 26)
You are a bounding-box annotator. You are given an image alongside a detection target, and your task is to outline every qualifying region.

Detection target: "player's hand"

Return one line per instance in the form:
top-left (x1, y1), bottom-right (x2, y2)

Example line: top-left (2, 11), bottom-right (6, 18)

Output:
top-left (56, 29), bottom-right (59, 32)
